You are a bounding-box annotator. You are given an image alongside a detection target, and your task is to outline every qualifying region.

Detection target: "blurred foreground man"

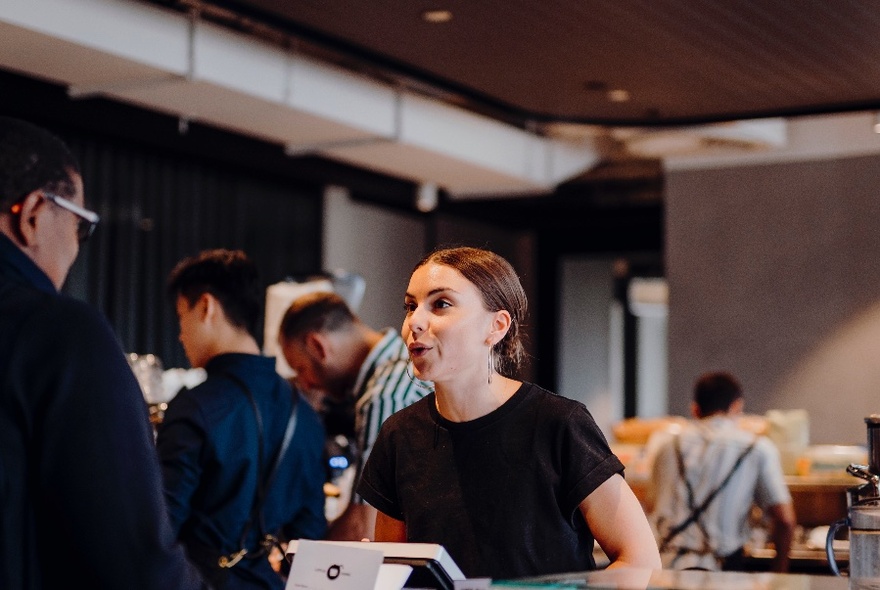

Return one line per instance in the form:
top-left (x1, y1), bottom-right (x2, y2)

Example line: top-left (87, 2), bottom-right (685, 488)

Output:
top-left (647, 371), bottom-right (796, 572)
top-left (0, 116), bottom-right (208, 589)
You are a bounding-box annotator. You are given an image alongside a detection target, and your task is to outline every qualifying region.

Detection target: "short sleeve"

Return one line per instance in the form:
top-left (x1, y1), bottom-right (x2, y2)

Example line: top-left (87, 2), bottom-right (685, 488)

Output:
top-left (357, 415), bottom-right (404, 520)
top-left (753, 438), bottom-right (792, 509)
top-left (559, 403), bottom-right (625, 518)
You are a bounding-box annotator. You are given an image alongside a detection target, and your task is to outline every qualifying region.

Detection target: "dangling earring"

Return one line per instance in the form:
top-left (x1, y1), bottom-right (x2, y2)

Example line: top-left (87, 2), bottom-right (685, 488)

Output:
top-left (487, 350), bottom-right (493, 385)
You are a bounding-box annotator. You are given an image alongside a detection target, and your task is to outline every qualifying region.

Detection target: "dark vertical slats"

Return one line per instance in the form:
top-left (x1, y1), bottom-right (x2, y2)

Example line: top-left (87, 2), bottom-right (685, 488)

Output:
top-left (59, 131), bottom-right (322, 370)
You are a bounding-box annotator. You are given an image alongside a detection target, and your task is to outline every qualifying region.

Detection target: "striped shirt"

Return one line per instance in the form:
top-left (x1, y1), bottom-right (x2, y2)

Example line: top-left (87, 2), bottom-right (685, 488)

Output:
top-left (648, 416), bottom-right (791, 570)
top-left (351, 328), bottom-right (432, 501)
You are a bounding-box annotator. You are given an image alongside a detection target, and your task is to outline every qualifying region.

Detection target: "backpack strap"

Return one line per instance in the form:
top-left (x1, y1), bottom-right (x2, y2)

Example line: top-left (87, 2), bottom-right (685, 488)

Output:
top-left (218, 372), bottom-right (299, 568)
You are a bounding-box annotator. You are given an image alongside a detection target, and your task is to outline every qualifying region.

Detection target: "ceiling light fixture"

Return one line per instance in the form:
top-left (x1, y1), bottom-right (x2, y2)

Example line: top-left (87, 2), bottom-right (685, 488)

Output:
top-left (422, 9), bottom-right (453, 23)
top-left (416, 182), bottom-right (439, 212)
top-left (608, 89), bottom-right (630, 103)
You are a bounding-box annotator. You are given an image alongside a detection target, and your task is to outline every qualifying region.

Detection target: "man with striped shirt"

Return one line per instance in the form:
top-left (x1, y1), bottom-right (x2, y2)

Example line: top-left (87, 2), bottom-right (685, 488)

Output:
top-left (278, 291), bottom-right (432, 541)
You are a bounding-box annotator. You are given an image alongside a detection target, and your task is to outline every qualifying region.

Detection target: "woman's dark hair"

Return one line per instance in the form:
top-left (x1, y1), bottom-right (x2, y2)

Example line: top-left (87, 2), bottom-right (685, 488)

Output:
top-left (414, 246), bottom-right (528, 377)
top-left (167, 249), bottom-right (262, 340)
top-left (0, 117), bottom-right (79, 208)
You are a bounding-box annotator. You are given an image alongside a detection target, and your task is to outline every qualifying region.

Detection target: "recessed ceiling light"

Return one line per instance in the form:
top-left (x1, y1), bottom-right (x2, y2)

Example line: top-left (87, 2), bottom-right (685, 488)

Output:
top-left (608, 89), bottom-right (630, 103)
top-left (423, 9), bottom-right (453, 23)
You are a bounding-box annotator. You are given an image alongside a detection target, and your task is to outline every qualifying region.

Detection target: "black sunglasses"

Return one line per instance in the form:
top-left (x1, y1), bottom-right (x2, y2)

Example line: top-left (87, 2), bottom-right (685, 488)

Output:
top-left (41, 192), bottom-right (100, 243)
top-left (9, 192), bottom-right (100, 243)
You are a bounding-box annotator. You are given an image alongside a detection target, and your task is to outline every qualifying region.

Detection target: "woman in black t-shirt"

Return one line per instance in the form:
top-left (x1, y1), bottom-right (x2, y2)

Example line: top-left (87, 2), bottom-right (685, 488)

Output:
top-left (358, 246), bottom-right (660, 580)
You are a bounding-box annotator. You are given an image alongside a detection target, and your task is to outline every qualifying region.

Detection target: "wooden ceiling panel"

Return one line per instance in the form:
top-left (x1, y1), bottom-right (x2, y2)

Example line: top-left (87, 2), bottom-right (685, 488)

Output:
top-left (158, 0), bottom-right (880, 126)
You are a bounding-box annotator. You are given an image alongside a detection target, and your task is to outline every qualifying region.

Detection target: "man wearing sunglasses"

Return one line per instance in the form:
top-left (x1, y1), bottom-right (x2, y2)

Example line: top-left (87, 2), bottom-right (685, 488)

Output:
top-left (0, 116), bottom-right (209, 590)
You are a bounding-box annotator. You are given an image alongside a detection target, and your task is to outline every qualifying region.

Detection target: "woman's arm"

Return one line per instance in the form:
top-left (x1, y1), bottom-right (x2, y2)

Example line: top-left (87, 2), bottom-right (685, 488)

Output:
top-left (579, 474), bottom-right (661, 570)
top-left (373, 510), bottom-right (407, 542)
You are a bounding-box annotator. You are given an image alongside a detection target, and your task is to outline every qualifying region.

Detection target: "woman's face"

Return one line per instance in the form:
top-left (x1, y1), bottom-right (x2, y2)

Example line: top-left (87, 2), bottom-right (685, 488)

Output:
top-left (402, 262), bottom-right (497, 385)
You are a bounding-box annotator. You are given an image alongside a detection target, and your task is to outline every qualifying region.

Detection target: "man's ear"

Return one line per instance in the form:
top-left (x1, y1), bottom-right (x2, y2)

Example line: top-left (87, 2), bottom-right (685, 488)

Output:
top-left (197, 292), bottom-right (217, 322)
top-left (10, 191), bottom-right (45, 246)
top-left (730, 397), bottom-right (745, 415)
top-left (304, 331), bottom-right (329, 362)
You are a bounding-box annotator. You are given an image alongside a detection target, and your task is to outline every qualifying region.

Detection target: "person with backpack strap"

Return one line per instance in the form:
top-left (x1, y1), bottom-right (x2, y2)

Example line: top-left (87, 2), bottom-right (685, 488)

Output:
top-left (158, 249), bottom-right (327, 589)
top-left (646, 371), bottom-right (796, 572)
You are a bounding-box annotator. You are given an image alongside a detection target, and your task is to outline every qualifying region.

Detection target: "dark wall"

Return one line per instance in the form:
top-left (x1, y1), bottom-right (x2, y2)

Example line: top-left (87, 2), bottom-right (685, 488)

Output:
top-left (1, 69), bottom-right (330, 369)
top-left (1, 66), bottom-right (432, 370)
top-left (2, 66), bottom-right (666, 388)
top-left (63, 131), bottom-right (323, 369)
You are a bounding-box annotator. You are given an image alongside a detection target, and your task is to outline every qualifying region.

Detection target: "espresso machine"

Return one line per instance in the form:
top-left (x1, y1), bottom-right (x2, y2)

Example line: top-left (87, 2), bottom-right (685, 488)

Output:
top-left (826, 415), bottom-right (880, 578)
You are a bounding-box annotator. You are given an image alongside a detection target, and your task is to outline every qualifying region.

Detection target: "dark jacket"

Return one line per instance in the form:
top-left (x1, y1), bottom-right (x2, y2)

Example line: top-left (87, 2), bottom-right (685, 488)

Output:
top-left (0, 233), bottom-right (207, 589)
top-left (157, 353), bottom-right (327, 590)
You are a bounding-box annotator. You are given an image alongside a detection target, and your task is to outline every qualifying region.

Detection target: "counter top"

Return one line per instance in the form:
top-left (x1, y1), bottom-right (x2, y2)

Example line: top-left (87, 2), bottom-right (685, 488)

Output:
top-left (743, 545), bottom-right (844, 576)
top-left (784, 474), bottom-right (863, 489)
top-left (784, 475), bottom-right (860, 528)
top-left (493, 568), bottom-right (851, 589)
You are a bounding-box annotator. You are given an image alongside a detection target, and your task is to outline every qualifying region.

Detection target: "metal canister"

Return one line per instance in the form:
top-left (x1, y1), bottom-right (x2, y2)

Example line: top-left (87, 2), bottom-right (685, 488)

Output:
top-left (867, 415), bottom-right (880, 476)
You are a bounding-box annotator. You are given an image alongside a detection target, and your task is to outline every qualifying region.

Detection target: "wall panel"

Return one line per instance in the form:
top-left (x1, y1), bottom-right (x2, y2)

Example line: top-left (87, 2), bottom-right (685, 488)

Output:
top-left (667, 154), bottom-right (880, 443)
top-left (58, 129), bottom-right (322, 370)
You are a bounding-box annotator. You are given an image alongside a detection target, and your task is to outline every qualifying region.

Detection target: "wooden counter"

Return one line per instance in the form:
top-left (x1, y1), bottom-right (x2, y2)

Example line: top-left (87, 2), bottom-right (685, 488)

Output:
top-left (742, 546), bottom-right (845, 576)
top-left (626, 473), bottom-right (863, 528)
top-left (785, 474), bottom-right (861, 527)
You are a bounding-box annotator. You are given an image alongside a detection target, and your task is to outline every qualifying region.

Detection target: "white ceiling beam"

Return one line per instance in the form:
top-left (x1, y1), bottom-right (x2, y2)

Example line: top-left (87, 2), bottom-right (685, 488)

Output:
top-left (0, 0), bottom-right (603, 197)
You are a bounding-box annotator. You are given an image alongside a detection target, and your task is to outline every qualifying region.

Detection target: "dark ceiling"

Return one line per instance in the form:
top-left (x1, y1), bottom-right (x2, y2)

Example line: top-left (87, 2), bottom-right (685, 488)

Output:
top-left (152, 0), bottom-right (880, 128)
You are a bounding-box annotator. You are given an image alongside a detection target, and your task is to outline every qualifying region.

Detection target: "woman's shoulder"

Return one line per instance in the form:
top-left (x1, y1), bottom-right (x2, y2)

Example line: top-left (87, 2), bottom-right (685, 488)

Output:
top-left (520, 382), bottom-right (589, 413)
top-left (513, 383), bottom-right (600, 431)
top-left (382, 393), bottom-right (434, 427)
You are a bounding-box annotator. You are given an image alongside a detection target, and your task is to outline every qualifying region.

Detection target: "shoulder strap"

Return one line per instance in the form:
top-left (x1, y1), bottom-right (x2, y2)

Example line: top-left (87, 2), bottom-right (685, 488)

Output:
top-left (266, 392), bottom-right (299, 489)
top-left (659, 434), bottom-right (757, 553)
top-left (218, 372), bottom-right (299, 567)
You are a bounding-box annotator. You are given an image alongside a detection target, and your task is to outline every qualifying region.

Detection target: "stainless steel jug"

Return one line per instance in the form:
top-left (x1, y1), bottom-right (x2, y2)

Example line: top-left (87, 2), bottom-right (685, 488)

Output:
top-left (826, 417), bottom-right (880, 583)
top-left (825, 474), bottom-right (880, 580)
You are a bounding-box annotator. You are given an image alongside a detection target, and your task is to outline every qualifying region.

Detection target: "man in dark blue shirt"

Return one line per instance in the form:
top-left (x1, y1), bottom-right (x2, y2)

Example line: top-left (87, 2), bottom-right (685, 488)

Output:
top-left (158, 249), bottom-right (327, 590)
top-left (0, 117), bottom-right (208, 589)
